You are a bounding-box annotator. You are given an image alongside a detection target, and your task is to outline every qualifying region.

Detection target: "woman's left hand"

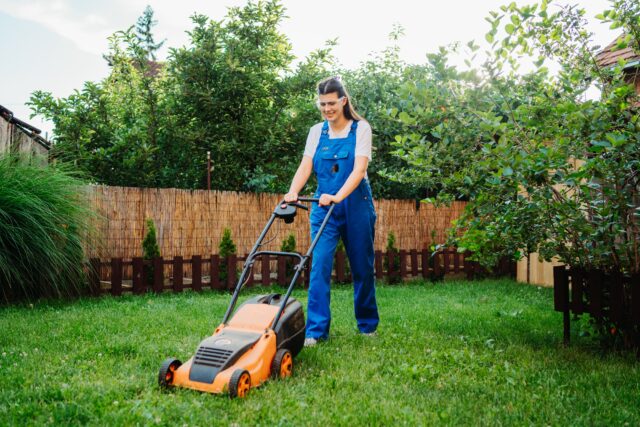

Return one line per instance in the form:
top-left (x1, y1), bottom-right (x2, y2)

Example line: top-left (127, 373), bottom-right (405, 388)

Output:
top-left (318, 194), bottom-right (340, 206)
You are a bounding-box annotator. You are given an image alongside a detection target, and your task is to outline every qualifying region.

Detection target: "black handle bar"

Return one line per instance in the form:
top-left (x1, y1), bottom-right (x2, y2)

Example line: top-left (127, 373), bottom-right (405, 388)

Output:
top-left (281, 197), bottom-right (333, 207)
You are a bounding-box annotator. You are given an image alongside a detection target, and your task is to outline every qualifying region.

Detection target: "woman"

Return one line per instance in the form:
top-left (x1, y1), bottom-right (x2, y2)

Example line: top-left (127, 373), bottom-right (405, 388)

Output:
top-left (284, 77), bottom-right (379, 347)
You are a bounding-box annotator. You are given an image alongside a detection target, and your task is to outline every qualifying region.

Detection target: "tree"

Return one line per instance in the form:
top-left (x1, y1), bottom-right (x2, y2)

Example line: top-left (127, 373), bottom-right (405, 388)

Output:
top-left (390, 0), bottom-right (640, 275)
top-left (136, 5), bottom-right (165, 61)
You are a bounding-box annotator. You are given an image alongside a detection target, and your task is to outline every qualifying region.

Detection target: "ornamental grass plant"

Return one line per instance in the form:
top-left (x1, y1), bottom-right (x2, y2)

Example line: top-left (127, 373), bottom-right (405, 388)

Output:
top-left (0, 154), bottom-right (97, 302)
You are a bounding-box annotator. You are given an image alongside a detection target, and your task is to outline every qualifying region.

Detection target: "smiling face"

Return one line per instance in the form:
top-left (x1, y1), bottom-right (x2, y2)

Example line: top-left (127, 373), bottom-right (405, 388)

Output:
top-left (318, 92), bottom-right (346, 123)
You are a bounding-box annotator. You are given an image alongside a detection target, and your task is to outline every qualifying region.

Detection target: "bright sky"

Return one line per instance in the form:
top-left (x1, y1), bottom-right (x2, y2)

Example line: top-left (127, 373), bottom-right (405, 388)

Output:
top-left (0, 0), bottom-right (617, 137)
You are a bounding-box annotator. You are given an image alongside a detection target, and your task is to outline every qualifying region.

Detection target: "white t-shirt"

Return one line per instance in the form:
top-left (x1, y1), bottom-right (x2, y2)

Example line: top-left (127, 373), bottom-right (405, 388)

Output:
top-left (303, 120), bottom-right (372, 161)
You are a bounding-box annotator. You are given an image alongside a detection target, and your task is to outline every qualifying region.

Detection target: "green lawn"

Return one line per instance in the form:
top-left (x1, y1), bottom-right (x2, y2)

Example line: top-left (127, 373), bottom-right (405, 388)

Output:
top-left (0, 279), bottom-right (638, 426)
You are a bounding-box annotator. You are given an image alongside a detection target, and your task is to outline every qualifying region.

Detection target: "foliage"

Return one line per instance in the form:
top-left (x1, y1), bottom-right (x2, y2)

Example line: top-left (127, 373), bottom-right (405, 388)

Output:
top-left (1, 280), bottom-right (639, 425)
top-left (142, 218), bottom-right (161, 286)
top-left (218, 227), bottom-right (237, 285)
top-left (28, 2), bottom-right (431, 198)
top-left (280, 233), bottom-right (296, 253)
top-left (30, 22), bottom-right (163, 187)
top-left (135, 5), bottom-right (165, 61)
top-left (340, 26), bottom-right (431, 199)
top-left (280, 233), bottom-right (297, 280)
top-left (142, 219), bottom-right (161, 259)
top-left (390, 0), bottom-right (640, 274)
top-left (388, 0), bottom-right (640, 345)
top-left (0, 154), bottom-right (96, 302)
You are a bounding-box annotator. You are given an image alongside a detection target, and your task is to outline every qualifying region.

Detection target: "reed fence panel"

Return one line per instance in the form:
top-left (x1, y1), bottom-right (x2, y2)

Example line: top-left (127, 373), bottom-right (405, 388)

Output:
top-left (86, 186), bottom-right (467, 260)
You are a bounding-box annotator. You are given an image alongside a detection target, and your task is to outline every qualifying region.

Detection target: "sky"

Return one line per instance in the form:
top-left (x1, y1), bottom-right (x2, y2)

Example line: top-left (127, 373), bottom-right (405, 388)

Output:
top-left (0, 0), bottom-right (618, 138)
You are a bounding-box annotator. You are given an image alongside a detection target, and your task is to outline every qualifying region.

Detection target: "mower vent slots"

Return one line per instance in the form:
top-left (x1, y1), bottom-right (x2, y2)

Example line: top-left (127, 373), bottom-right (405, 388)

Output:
top-left (194, 347), bottom-right (234, 368)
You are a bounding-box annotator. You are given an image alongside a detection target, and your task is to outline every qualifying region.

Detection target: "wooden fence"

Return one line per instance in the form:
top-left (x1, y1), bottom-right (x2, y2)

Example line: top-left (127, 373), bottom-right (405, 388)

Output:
top-left (553, 266), bottom-right (640, 344)
top-left (85, 186), bottom-right (467, 259)
top-left (89, 248), bottom-right (516, 296)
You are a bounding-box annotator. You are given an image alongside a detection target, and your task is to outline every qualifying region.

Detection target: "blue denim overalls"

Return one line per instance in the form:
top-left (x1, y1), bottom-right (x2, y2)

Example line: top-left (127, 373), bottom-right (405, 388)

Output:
top-left (307, 120), bottom-right (379, 340)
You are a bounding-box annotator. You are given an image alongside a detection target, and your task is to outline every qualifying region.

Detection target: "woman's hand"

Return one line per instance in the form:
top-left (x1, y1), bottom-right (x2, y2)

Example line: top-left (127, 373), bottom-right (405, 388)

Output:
top-left (284, 192), bottom-right (298, 203)
top-left (318, 194), bottom-right (340, 206)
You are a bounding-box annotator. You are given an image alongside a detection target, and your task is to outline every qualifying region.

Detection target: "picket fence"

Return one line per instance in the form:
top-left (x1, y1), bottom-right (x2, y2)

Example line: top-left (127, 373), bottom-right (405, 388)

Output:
top-left (89, 248), bottom-right (516, 296)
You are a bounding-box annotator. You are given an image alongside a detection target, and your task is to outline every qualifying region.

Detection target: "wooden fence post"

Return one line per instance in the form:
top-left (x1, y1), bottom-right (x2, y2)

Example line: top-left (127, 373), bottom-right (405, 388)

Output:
top-left (132, 257), bottom-right (144, 295)
top-left (227, 254), bottom-right (237, 290)
top-left (588, 269), bottom-right (603, 317)
top-left (553, 265), bottom-right (570, 345)
top-left (399, 250), bottom-right (407, 280)
top-left (111, 258), bottom-right (122, 296)
top-left (374, 250), bottom-right (383, 280)
top-left (89, 258), bottom-right (101, 296)
top-left (336, 251), bottom-right (346, 283)
top-left (261, 255), bottom-right (270, 287)
top-left (277, 256), bottom-right (287, 286)
top-left (172, 256), bottom-right (183, 293)
top-left (410, 249), bottom-right (418, 277)
top-left (632, 273), bottom-right (640, 329)
top-left (453, 251), bottom-right (460, 273)
top-left (387, 251), bottom-right (396, 283)
top-left (210, 255), bottom-right (220, 290)
top-left (443, 250), bottom-right (450, 275)
top-left (433, 251), bottom-right (441, 277)
top-left (421, 249), bottom-right (429, 279)
top-left (610, 270), bottom-right (624, 324)
top-left (192, 256), bottom-right (202, 292)
top-left (571, 268), bottom-right (585, 314)
top-left (153, 256), bottom-right (164, 293)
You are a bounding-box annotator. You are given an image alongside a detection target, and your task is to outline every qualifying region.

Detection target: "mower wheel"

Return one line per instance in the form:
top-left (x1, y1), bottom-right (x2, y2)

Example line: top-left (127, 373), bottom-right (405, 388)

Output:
top-left (229, 369), bottom-right (251, 399)
top-left (158, 357), bottom-right (182, 388)
top-left (271, 348), bottom-right (293, 379)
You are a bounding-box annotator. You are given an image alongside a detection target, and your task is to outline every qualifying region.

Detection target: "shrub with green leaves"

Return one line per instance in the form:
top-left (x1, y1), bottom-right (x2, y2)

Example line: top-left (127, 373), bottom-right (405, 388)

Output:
top-left (0, 154), bottom-right (96, 302)
top-left (218, 228), bottom-right (237, 286)
top-left (142, 218), bottom-right (160, 286)
top-left (281, 233), bottom-right (297, 281)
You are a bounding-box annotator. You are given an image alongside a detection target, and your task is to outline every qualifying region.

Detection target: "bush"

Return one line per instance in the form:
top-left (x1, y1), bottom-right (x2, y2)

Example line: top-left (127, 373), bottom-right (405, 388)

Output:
top-left (281, 233), bottom-right (297, 281)
top-left (142, 219), bottom-right (160, 286)
top-left (218, 228), bottom-right (237, 286)
top-left (0, 154), bottom-right (96, 302)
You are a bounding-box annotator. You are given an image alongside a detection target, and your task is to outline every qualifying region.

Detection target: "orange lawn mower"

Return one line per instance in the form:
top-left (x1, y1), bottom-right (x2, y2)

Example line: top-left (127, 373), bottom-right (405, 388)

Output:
top-left (158, 198), bottom-right (335, 398)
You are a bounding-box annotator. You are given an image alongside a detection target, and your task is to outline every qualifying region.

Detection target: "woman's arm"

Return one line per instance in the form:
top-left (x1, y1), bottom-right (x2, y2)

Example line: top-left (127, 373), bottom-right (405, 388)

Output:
top-left (284, 156), bottom-right (313, 202)
top-left (318, 156), bottom-right (368, 206)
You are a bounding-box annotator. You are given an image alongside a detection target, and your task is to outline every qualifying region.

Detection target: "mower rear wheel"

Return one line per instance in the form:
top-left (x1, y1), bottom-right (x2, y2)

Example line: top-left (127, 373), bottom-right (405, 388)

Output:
top-left (229, 369), bottom-right (251, 398)
top-left (158, 358), bottom-right (182, 388)
top-left (271, 348), bottom-right (293, 379)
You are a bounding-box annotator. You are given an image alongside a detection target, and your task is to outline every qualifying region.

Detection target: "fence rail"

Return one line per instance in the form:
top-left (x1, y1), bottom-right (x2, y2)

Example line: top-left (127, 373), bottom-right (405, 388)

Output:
top-left (89, 249), bottom-right (516, 296)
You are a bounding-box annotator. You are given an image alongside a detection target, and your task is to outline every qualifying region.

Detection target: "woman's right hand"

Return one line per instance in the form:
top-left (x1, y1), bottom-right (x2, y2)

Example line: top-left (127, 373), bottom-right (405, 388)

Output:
top-left (284, 192), bottom-right (298, 203)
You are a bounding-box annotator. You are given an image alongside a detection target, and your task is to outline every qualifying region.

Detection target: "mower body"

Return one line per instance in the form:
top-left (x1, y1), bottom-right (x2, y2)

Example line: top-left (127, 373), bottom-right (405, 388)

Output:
top-left (169, 294), bottom-right (304, 394)
top-left (159, 198), bottom-right (334, 397)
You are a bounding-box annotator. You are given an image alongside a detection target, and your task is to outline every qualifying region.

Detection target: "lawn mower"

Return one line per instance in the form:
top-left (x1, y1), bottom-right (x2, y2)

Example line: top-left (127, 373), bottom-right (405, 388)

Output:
top-left (158, 198), bottom-right (334, 398)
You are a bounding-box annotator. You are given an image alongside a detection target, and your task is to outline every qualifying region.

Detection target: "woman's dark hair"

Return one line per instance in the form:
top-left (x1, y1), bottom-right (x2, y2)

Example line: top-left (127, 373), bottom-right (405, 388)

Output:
top-left (317, 76), bottom-right (363, 121)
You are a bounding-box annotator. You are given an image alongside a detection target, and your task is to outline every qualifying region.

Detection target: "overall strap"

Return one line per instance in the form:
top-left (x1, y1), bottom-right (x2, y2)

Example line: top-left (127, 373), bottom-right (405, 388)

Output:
top-left (321, 120), bottom-right (329, 136)
top-left (349, 119), bottom-right (359, 135)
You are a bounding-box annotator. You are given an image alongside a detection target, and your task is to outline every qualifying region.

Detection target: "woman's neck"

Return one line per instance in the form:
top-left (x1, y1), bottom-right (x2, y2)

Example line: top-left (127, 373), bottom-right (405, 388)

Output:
top-left (328, 116), bottom-right (350, 134)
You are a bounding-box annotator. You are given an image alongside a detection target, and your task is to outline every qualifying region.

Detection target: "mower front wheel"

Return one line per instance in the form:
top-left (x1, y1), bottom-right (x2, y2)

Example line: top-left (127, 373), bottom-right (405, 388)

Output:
top-left (158, 357), bottom-right (182, 389)
top-left (271, 348), bottom-right (293, 379)
top-left (229, 369), bottom-right (251, 399)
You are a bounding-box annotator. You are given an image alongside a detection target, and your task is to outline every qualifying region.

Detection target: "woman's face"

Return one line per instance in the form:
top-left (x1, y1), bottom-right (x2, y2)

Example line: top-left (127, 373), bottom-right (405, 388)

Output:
top-left (318, 92), bottom-right (346, 123)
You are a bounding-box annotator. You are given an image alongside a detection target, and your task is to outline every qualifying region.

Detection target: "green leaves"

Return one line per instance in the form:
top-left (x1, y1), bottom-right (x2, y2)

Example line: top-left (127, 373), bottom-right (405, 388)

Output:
top-left (388, 0), bottom-right (640, 275)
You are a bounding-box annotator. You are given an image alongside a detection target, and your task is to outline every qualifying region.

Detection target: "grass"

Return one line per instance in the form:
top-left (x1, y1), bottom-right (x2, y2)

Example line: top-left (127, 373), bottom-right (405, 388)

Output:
top-left (0, 279), bottom-right (638, 426)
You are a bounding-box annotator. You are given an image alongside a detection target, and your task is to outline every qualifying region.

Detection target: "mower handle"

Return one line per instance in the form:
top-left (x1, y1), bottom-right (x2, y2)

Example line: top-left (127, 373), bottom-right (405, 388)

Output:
top-left (279, 197), bottom-right (333, 211)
